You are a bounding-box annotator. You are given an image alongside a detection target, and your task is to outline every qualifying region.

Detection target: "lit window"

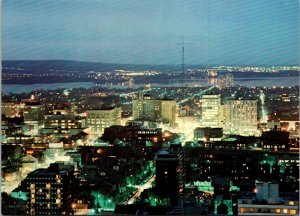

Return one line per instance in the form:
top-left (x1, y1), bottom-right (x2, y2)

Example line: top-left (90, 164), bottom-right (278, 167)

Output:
top-left (288, 201), bottom-right (295, 205)
top-left (275, 209), bottom-right (281, 213)
top-left (283, 209), bottom-right (288, 214)
top-left (240, 208), bottom-right (246, 213)
top-left (290, 210), bottom-right (297, 215)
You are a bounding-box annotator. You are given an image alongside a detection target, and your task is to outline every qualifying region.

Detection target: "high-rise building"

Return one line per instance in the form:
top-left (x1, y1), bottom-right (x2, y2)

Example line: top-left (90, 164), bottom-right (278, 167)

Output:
top-left (23, 101), bottom-right (45, 128)
top-left (223, 99), bottom-right (258, 135)
top-left (86, 106), bottom-right (121, 138)
top-left (155, 145), bottom-right (185, 205)
top-left (200, 95), bottom-right (221, 127)
top-left (160, 99), bottom-right (176, 126)
top-left (132, 93), bottom-right (159, 122)
top-left (128, 78), bottom-right (135, 88)
top-left (24, 163), bottom-right (75, 215)
top-left (132, 93), bottom-right (176, 126)
top-left (225, 73), bottom-right (234, 87)
top-left (217, 73), bottom-right (234, 89)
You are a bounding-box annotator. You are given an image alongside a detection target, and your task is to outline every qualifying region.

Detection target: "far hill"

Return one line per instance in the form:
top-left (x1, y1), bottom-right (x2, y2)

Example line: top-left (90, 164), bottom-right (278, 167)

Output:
top-left (2, 60), bottom-right (179, 73)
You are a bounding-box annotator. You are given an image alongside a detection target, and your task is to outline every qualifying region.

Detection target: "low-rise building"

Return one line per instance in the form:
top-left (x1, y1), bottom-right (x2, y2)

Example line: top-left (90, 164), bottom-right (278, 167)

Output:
top-left (238, 182), bottom-right (298, 215)
top-left (194, 127), bottom-right (223, 142)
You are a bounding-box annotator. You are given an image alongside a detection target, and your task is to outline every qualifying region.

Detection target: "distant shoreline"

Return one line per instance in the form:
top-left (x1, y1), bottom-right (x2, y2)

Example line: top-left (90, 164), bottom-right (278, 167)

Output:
top-left (2, 76), bottom-right (299, 85)
top-left (2, 76), bottom-right (299, 95)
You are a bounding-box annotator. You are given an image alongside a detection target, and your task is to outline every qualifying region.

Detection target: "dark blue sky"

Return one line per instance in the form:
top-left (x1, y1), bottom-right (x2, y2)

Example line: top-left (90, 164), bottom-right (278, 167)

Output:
top-left (3, 0), bottom-right (299, 65)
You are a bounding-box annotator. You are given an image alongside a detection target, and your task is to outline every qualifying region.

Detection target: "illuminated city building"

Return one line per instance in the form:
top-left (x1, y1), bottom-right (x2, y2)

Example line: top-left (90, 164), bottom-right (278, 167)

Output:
top-left (238, 182), bottom-right (298, 215)
top-left (1, 101), bottom-right (18, 117)
top-left (133, 93), bottom-right (158, 122)
top-left (136, 128), bottom-right (162, 146)
top-left (217, 73), bottom-right (234, 89)
top-left (132, 93), bottom-right (176, 126)
top-left (194, 127), bottom-right (223, 142)
top-left (261, 127), bottom-right (289, 151)
top-left (45, 113), bottom-right (86, 129)
top-left (86, 106), bottom-right (121, 138)
top-left (155, 145), bottom-right (184, 205)
top-left (200, 95), bottom-right (221, 127)
top-left (160, 99), bottom-right (176, 126)
top-left (24, 163), bottom-right (75, 215)
top-left (128, 78), bottom-right (135, 88)
top-left (23, 101), bottom-right (45, 129)
top-left (223, 99), bottom-right (258, 136)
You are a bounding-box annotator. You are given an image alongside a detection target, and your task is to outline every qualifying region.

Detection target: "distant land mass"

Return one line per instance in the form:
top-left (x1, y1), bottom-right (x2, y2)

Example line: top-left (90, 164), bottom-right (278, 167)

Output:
top-left (2, 60), bottom-right (299, 85)
top-left (2, 60), bottom-right (180, 73)
top-left (2, 60), bottom-right (300, 73)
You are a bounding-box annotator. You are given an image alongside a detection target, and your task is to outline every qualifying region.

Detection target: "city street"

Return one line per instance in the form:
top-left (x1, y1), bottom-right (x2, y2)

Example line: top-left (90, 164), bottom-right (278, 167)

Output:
top-left (125, 175), bottom-right (156, 205)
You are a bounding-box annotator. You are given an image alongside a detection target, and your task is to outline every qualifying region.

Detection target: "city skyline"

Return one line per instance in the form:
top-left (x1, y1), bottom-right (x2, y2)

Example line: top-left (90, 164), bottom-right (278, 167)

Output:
top-left (1, 1), bottom-right (299, 215)
top-left (3, 0), bottom-right (299, 66)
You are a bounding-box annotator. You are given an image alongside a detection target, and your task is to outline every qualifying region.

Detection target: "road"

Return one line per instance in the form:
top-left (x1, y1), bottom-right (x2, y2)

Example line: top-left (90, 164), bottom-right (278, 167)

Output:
top-left (124, 175), bottom-right (156, 205)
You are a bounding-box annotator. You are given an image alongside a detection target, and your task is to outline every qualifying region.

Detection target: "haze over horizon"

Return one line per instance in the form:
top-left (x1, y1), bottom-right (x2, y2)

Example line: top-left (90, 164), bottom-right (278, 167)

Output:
top-left (3, 0), bottom-right (299, 66)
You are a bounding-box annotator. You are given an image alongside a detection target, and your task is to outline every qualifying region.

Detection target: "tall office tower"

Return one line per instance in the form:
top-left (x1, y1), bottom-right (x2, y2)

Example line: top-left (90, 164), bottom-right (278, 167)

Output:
top-left (224, 99), bottom-right (258, 135)
top-left (23, 101), bottom-right (45, 129)
top-left (132, 92), bottom-right (176, 126)
top-left (155, 144), bottom-right (184, 205)
top-left (217, 73), bottom-right (234, 89)
top-left (200, 95), bottom-right (221, 127)
top-left (160, 99), bottom-right (176, 126)
top-left (128, 78), bottom-right (135, 88)
top-left (24, 163), bottom-right (75, 215)
top-left (132, 92), bottom-right (159, 122)
top-left (1, 101), bottom-right (18, 117)
top-left (86, 106), bottom-right (121, 138)
top-left (217, 75), bottom-right (226, 89)
top-left (225, 73), bottom-right (234, 87)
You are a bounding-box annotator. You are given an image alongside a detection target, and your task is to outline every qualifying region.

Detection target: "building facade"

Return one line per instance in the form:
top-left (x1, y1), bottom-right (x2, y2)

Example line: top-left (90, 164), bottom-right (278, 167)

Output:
top-left (217, 73), bottom-right (234, 89)
top-left (86, 107), bottom-right (121, 137)
top-left (194, 127), bottom-right (223, 142)
top-left (2, 101), bottom-right (18, 117)
top-left (132, 93), bottom-right (176, 126)
top-left (23, 102), bottom-right (45, 128)
top-left (155, 145), bottom-right (185, 205)
top-left (223, 99), bottom-right (258, 136)
top-left (238, 182), bottom-right (298, 215)
top-left (160, 99), bottom-right (176, 126)
top-left (45, 113), bottom-right (86, 129)
top-left (200, 95), bottom-right (221, 127)
top-left (24, 163), bottom-right (75, 215)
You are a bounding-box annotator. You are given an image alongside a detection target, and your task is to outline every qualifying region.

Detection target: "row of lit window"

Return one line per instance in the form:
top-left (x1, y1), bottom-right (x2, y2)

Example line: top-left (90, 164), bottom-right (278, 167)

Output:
top-left (279, 160), bottom-right (298, 163)
top-left (240, 207), bottom-right (297, 214)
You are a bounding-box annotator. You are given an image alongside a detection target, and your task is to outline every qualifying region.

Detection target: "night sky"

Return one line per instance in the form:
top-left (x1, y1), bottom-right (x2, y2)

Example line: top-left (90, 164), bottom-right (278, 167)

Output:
top-left (3, 0), bottom-right (299, 65)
